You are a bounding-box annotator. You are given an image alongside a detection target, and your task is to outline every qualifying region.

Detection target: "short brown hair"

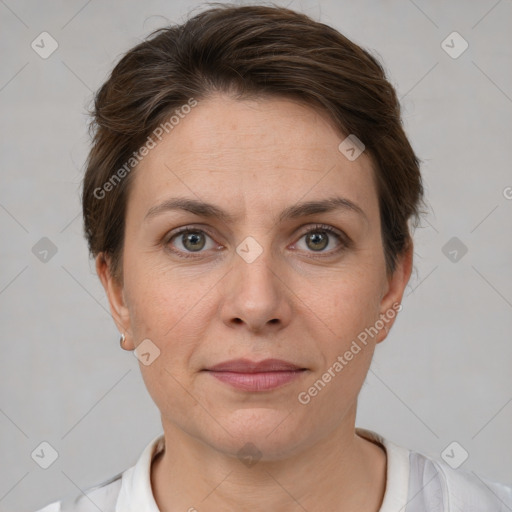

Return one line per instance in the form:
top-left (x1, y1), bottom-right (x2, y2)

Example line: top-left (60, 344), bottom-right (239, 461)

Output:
top-left (82, 2), bottom-right (425, 283)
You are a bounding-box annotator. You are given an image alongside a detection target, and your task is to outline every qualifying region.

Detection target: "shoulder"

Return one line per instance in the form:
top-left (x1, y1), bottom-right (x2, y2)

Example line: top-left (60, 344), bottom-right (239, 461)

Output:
top-left (33, 471), bottom-right (123, 512)
top-left (33, 433), bottom-right (165, 512)
top-left (357, 428), bottom-right (512, 512)
top-left (409, 448), bottom-right (512, 511)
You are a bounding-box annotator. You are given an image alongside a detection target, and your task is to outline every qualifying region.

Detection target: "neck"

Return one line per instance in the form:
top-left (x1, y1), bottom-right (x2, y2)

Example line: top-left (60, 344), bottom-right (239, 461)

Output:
top-left (151, 411), bottom-right (387, 511)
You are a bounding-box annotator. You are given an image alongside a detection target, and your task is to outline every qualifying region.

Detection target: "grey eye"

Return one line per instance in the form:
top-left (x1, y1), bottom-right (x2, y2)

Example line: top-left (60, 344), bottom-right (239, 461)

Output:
top-left (305, 231), bottom-right (329, 251)
top-left (181, 231), bottom-right (206, 252)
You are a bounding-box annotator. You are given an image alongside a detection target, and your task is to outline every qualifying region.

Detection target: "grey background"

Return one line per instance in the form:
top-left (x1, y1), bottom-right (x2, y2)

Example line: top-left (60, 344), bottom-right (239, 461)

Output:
top-left (0, 0), bottom-right (511, 510)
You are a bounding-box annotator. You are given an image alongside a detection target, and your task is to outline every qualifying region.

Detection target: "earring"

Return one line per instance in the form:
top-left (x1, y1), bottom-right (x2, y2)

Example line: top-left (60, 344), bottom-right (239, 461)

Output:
top-left (120, 333), bottom-right (126, 349)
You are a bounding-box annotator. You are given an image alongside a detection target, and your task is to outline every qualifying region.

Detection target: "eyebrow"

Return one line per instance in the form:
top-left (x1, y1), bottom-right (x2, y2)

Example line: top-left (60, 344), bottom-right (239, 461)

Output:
top-left (144, 196), bottom-right (368, 224)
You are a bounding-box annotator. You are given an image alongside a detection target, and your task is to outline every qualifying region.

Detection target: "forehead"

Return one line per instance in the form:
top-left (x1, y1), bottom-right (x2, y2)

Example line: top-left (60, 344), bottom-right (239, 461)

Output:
top-left (128, 94), bottom-right (379, 223)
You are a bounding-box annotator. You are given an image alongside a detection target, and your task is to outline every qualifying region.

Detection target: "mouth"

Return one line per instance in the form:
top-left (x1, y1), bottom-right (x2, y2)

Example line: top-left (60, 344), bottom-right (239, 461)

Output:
top-left (203, 358), bottom-right (308, 392)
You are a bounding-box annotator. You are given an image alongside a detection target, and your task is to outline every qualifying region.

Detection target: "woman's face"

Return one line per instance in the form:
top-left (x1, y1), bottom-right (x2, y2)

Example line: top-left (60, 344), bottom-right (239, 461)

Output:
top-left (99, 94), bottom-right (412, 459)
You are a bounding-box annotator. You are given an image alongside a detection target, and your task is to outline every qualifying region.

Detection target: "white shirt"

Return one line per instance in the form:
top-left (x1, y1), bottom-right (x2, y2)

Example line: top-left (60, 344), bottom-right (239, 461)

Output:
top-left (35, 428), bottom-right (512, 511)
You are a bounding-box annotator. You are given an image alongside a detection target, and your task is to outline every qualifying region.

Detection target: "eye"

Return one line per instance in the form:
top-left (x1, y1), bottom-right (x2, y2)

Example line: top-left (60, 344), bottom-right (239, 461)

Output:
top-left (166, 227), bottom-right (219, 257)
top-left (164, 223), bottom-right (349, 259)
top-left (293, 224), bottom-right (348, 255)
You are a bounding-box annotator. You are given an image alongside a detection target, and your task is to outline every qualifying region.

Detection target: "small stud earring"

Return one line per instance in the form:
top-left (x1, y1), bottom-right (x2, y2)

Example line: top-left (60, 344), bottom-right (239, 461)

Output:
top-left (120, 333), bottom-right (126, 348)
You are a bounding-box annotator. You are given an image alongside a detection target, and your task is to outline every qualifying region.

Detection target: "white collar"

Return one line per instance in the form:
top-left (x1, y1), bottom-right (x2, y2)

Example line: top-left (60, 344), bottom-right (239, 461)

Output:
top-left (115, 428), bottom-right (410, 511)
top-left (355, 427), bottom-right (410, 512)
top-left (116, 433), bottom-right (163, 511)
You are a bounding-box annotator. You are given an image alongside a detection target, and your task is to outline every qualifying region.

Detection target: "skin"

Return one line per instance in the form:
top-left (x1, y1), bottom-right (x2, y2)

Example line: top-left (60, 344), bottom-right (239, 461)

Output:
top-left (97, 93), bottom-right (413, 512)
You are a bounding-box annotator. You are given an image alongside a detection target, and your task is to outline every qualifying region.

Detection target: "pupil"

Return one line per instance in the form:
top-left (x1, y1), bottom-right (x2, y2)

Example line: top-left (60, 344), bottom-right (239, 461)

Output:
top-left (184, 232), bottom-right (205, 251)
top-left (308, 232), bottom-right (327, 251)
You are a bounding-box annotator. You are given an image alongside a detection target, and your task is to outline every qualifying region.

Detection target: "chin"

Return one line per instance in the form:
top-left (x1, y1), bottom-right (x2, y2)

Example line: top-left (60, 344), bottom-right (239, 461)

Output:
top-left (201, 408), bottom-right (312, 461)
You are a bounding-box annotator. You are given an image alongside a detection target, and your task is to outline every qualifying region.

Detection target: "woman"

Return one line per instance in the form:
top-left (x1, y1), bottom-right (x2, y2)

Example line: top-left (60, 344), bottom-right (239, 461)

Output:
top-left (36, 4), bottom-right (512, 511)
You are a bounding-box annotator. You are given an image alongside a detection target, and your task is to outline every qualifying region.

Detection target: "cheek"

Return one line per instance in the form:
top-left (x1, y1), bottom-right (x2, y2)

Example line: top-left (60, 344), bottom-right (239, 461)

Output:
top-left (123, 262), bottom-right (220, 374)
top-left (315, 272), bottom-right (382, 337)
top-left (128, 286), bottom-right (203, 344)
top-left (123, 250), bottom-right (189, 331)
top-left (302, 272), bottom-right (383, 391)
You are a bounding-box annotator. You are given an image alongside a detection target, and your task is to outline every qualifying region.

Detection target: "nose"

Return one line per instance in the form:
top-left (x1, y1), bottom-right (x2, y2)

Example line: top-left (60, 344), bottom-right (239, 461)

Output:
top-left (220, 246), bottom-right (293, 335)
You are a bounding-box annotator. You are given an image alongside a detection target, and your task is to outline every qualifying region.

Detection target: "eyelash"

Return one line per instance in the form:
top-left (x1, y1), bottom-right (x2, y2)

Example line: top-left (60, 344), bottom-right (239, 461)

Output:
top-left (164, 224), bottom-right (349, 260)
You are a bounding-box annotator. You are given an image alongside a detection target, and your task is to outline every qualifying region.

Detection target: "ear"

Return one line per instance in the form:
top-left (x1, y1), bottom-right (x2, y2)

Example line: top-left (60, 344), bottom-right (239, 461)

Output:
top-left (96, 253), bottom-right (134, 350)
top-left (375, 241), bottom-right (414, 344)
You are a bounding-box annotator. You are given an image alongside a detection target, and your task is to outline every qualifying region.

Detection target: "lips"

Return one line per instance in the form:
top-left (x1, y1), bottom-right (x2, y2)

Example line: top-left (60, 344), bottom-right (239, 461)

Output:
top-left (206, 358), bottom-right (305, 373)
top-left (204, 358), bottom-right (307, 392)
